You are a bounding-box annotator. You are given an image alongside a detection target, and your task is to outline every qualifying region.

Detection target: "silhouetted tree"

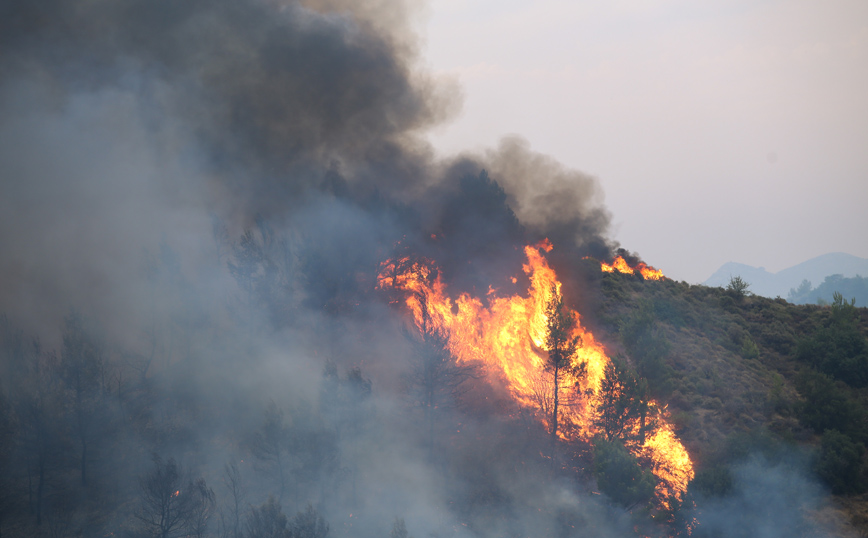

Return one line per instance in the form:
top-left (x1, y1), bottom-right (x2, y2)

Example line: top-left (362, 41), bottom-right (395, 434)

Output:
top-left (17, 349), bottom-right (68, 526)
top-left (288, 504), bottom-right (329, 538)
top-left (136, 455), bottom-right (215, 538)
top-left (59, 312), bottom-right (106, 487)
top-left (249, 403), bottom-right (290, 502)
top-left (403, 298), bottom-right (479, 458)
top-left (219, 460), bottom-right (246, 538)
top-left (0, 390), bottom-right (16, 538)
top-left (228, 217), bottom-right (296, 328)
top-left (726, 275), bottom-right (751, 299)
top-left (544, 285), bottom-right (581, 456)
top-left (320, 362), bottom-right (372, 441)
top-left (390, 517), bottom-right (410, 538)
top-left (244, 500), bottom-right (328, 538)
top-left (245, 496), bottom-right (289, 538)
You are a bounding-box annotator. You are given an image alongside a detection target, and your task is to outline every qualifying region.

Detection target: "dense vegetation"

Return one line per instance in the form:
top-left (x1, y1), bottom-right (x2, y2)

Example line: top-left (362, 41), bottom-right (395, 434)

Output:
top-left (1, 240), bottom-right (866, 537)
top-left (594, 270), bottom-right (868, 532)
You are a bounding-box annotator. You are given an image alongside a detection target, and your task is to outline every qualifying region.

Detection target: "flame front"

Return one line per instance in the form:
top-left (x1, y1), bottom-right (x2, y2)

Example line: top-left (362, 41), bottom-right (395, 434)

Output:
top-left (379, 241), bottom-right (692, 503)
top-left (600, 256), bottom-right (664, 280)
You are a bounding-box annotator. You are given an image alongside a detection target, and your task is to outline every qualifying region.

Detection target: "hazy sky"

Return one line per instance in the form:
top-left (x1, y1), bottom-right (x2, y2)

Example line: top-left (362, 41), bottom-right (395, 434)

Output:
top-left (421, 0), bottom-right (868, 283)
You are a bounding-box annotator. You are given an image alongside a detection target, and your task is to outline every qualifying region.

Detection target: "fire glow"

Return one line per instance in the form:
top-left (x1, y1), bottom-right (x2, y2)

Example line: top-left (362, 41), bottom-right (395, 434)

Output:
top-left (600, 256), bottom-right (665, 281)
top-left (378, 241), bottom-right (692, 503)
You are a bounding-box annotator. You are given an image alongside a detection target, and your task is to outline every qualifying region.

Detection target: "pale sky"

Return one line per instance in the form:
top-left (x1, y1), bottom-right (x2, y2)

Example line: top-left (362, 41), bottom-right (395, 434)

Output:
top-left (421, 0), bottom-right (868, 283)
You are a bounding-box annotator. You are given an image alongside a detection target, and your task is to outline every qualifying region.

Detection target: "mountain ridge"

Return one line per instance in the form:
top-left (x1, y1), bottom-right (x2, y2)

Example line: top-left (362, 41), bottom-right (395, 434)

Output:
top-left (703, 252), bottom-right (868, 299)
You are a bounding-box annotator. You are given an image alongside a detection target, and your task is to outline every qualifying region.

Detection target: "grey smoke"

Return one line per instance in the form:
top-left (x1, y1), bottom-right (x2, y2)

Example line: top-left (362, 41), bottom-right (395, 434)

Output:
top-left (4, 1), bottom-right (852, 537)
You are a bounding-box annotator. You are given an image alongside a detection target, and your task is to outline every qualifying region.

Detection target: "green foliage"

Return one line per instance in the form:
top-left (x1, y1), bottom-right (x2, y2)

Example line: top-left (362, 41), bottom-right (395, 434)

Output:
top-left (795, 293), bottom-right (868, 387)
top-left (726, 276), bottom-right (751, 299)
top-left (739, 335), bottom-right (760, 360)
top-left (789, 275), bottom-right (868, 307)
top-left (788, 279), bottom-right (813, 302)
top-left (545, 285), bottom-right (582, 442)
top-left (815, 430), bottom-right (868, 495)
top-left (794, 370), bottom-right (859, 437)
top-left (619, 302), bottom-right (673, 397)
top-left (592, 436), bottom-right (656, 507)
top-left (689, 466), bottom-right (733, 498)
top-left (594, 357), bottom-right (657, 444)
top-left (767, 373), bottom-right (790, 415)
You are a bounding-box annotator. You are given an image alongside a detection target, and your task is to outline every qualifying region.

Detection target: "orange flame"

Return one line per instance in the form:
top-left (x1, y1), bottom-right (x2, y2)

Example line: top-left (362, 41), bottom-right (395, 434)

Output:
top-left (600, 256), bottom-right (664, 281)
top-left (379, 241), bottom-right (691, 503)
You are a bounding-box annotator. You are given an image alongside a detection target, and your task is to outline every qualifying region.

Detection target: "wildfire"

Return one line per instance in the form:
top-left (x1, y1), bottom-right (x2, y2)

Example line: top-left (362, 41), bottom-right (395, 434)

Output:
top-left (600, 256), bottom-right (664, 281)
top-left (378, 240), bottom-right (692, 503)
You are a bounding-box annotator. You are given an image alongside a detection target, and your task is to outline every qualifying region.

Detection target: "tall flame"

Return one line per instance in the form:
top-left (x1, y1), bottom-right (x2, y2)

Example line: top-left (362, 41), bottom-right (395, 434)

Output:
top-left (378, 241), bottom-right (692, 503)
top-left (600, 256), bottom-right (665, 281)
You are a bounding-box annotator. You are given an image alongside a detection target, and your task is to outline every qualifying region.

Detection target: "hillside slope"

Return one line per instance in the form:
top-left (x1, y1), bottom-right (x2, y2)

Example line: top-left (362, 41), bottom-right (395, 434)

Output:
top-left (592, 269), bottom-right (868, 534)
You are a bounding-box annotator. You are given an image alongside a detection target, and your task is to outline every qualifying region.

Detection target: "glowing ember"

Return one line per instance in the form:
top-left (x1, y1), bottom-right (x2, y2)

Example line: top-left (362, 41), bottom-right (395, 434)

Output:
top-left (379, 241), bottom-right (692, 503)
top-left (599, 256), bottom-right (664, 281)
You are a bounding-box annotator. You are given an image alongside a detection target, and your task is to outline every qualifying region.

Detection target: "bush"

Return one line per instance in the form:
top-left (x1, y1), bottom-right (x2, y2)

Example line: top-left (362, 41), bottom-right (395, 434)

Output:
top-left (592, 437), bottom-right (656, 507)
top-left (795, 293), bottom-right (868, 387)
top-left (815, 430), bottom-right (867, 495)
top-left (740, 335), bottom-right (760, 360)
top-left (794, 370), bottom-right (857, 436)
top-left (690, 465), bottom-right (733, 498)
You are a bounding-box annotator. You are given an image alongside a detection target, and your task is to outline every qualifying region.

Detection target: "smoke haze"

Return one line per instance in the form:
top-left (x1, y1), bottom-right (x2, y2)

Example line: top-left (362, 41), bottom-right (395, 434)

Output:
top-left (0, 1), bottom-right (857, 537)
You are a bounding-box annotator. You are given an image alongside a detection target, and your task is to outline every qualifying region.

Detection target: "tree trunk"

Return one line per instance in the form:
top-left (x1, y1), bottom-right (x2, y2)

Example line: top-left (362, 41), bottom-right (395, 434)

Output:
top-left (550, 364), bottom-right (560, 469)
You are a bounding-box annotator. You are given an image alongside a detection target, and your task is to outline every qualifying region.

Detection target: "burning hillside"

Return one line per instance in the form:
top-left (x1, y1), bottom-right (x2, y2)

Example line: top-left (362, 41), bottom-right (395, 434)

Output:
top-left (379, 239), bottom-right (693, 505)
top-left (598, 256), bottom-right (665, 281)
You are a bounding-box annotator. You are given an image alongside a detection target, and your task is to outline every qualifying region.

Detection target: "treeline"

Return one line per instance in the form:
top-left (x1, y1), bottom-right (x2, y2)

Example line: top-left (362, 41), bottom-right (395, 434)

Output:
top-left (0, 310), bottom-right (374, 537)
top-left (788, 275), bottom-right (868, 307)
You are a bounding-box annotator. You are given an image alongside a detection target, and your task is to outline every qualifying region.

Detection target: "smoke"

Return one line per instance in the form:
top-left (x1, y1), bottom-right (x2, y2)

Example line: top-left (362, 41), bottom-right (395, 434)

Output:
top-left (479, 135), bottom-right (612, 257)
top-left (0, 1), bottom-right (702, 537)
top-left (0, 0), bottom-right (617, 336)
top-left (692, 456), bottom-right (858, 538)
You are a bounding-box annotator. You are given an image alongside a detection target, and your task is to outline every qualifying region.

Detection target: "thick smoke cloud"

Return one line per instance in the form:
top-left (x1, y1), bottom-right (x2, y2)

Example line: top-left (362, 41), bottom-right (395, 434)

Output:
top-left (7, 2), bottom-right (852, 538)
top-left (0, 0), bottom-right (615, 339)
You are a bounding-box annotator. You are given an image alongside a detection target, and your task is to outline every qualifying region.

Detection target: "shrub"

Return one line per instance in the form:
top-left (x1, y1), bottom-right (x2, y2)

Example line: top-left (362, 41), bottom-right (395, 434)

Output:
top-left (815, 430), bottom-right (867, 495)
top-left (592, 437), bottom-right (656, 507)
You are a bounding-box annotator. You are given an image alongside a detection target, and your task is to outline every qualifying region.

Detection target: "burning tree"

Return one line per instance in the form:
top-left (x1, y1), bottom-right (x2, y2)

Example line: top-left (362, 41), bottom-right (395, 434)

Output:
top-left (378, 241), bottom-right (694, 502)
top-left (594, 357), bottom-right (657, 445)
top-left (544, 284), bottom-right (583, 451)
top-left (403, 297), bottom-right (479, 458)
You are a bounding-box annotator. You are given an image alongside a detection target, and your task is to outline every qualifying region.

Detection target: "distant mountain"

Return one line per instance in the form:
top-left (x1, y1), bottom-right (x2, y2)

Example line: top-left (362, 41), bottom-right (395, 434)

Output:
top-left (703, 253), bottom-right (868, 300)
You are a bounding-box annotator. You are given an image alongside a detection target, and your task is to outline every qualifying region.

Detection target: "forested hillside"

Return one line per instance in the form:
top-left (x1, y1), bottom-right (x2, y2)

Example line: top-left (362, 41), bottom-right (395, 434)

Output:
top-left (1, 243), bottom-right (866, 538)
top-left (593, 270), bottom-right (868, 534)
top-left (1, 1), bottom-right (865, 537)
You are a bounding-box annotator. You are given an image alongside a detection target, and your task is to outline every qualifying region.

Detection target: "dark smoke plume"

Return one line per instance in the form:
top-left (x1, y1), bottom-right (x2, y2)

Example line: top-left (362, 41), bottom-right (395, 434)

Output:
top-left (0, 0), bottom-right (617, 339)
top-left (0, 2), bottom-right (693, 538)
